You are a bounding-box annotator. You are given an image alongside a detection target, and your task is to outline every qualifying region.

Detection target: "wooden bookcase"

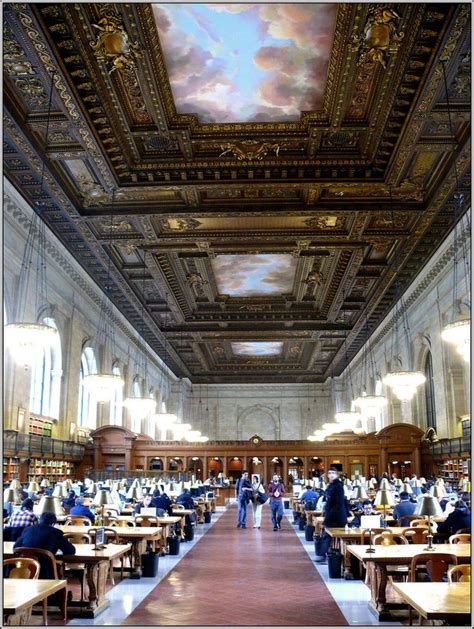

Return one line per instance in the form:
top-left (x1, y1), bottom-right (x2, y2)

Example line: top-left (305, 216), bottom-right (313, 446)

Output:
top-left (27, 458), bottom-right (74, 482)
top-left (28, 414), bottom-right (53, 437)
top-left (3, 456), bottom-right (20, 482)
top-left (438, 457), bottom-right (471, 486)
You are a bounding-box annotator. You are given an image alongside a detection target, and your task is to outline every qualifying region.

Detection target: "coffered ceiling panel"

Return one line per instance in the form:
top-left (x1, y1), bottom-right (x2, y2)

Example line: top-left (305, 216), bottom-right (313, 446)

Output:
top-left (2, 2), bottom-right (471, 383)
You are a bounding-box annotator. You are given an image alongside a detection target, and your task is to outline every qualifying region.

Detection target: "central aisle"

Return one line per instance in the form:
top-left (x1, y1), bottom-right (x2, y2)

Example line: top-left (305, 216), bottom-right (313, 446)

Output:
top-left (123, 504), bottom-right (348, 626)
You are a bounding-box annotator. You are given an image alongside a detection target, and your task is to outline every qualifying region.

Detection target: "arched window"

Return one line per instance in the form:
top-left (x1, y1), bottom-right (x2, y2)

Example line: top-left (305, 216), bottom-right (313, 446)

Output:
top-left (78, 347), bottom-right (98, 428)
top-left (109, 363), bottom-right (123, 425)
top-left (424, 351), bottom-right (436, 429)
top-left (29, 317), bottom-right (62, 418)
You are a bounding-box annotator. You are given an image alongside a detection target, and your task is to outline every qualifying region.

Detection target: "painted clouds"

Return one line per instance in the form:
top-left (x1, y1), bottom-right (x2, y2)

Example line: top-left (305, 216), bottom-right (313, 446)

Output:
top-left (211, 254), bottom-right (297, 296)
top-left (232, 342), bottom-right (283, 356)
top-left (152, 3), bottom-right (336, 123)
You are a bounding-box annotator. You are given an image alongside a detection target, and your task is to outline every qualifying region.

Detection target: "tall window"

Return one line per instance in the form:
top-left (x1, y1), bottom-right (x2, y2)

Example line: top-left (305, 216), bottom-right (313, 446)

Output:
top-left (131, 377), bottom-right (142, 433)
top-left (78, 347), bottom-right (98, 428)
top-left (109, 363), bottom-right (123, 425)
top-left (30, 318), bottom-right (62, 418)
top-left (424, 351), bottom-right (437, 429)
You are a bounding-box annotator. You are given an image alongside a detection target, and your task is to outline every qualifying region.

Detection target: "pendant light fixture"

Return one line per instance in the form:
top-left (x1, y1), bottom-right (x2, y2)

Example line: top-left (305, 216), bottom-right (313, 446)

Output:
top-left (123, 250), bottom-right (157, 421)
top-left (5, 70), bottom-right (59, 367)
top-left (439, 61), bottom-right (470, 361)
top-left (83, 189), bottom-right (124, 401)
top-left (354, 319), bottom-right (386, 423)
top-left (382, 187), bottom-right (426, 400)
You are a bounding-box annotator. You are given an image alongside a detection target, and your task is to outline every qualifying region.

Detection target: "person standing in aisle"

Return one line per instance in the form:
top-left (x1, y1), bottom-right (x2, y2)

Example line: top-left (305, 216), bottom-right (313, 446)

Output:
top-left (268, 474), bottom-right (285, 531)
top-left (251, 474), bottom-right (267, 528)
top-left (235, 471), bottom-right (253, 528)
top-left (316, 467), bottom-right (347, 563)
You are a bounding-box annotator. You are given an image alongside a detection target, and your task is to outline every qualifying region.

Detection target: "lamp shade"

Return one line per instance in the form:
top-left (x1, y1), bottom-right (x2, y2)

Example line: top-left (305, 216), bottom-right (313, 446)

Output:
top-left (10, 479), bottom-right (22, 489)
top-left (374, 490), bottom-right (396, 507)
top-left (37, 496), bottom-right (64, 516)
top-left (413, 479), bottom-right (423, 488)
top-left (462, 481), bottom-right (471, 492)
top-left (415, 495), bottom-right (443, 517)
top-left (429, 484), bottom-right (446, 498)
top-left (40, 479), bottom-right (50, 488)
top-left (87, 483), bottom-right (99, 495)
top-left (126, 486), bottom-right (142, 501)
top-left (3, 488), bottom-right (21, 503)
top-left (63, 479), bottom-right (73, 490)
top-left (352, 486), bottom-right (369, 501)
top-left (131, 479), bottom-right (140, 488)
top-left (400, 482), bottom-right (413, 494)
top-left (379, 478), bottom-right (391, 491)
top-left (393, 478), bottom-right (403, 488)
top-left (93, 489), bottom-right (110, 507)
top-left (27, 481), bottom-right (40, 493)
top-left (52, 484), bottom-right (67, 498)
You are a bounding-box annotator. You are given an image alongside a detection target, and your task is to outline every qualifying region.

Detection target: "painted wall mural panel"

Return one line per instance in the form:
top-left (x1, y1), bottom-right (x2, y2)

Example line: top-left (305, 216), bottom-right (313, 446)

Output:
top-left (232, 342), bottom-right (283, 356)
top-left (153, 3), bottom-right (337, 122)
top-left (211, 253), bottom-right (297, 296)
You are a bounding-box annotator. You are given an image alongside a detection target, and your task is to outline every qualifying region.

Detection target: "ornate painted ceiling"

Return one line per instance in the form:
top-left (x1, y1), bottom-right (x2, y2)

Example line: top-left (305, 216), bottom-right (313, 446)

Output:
top-left (3, 3), bottom-right (471, 383)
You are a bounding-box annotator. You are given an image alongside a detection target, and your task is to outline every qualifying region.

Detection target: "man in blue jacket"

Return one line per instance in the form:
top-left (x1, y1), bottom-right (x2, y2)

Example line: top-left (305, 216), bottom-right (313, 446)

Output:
top-left (70, 497), bottom-right (95, 522)
top-left (150, 489), bottom-right (173, 515)
top-left (300, 485), bottom-right (318, 508)
top-left (14, 512), bottom-right (76, 577)
top-left (392, 491), bottom-right (416, 526)
top-left (235, 471), bottom-right (253, 529)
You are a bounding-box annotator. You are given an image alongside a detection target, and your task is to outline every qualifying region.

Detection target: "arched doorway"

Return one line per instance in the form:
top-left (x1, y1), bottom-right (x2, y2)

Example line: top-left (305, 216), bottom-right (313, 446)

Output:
top-left (149, 457), bottom-right (163, 471)
top-left (188, 457), bottom-right (203, 481)
top-left (227, 457), bottom-right (243, 483)
top-left (168, 457), bottom-right (184, 472)
top-left (288, 457), bottom-right (304, 483)
top-left (309, 457), bottom-right (323, 477)
top-left (207, 457), bottom-right (223, 480)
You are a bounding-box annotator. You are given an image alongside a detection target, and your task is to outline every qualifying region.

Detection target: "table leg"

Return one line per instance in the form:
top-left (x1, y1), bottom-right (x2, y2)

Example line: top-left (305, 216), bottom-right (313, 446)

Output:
top-left (366, 562), bottom-right (392, 620)
top-left (341, 541), bottom-right (355, 579)
top-left (130, 539), bottom-right (146, 578)
top-left (73, 560), bottom-right (110, 617)
top-left (43, 598), bottom-right (48, 626)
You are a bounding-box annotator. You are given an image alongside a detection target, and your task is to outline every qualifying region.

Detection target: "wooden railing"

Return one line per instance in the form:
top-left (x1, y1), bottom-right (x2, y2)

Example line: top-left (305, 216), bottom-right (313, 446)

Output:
top-left (4, 430), bottom-right (85, 459)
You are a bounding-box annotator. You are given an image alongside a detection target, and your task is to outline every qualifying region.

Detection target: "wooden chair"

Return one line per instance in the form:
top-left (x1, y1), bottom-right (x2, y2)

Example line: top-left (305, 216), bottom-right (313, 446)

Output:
top-left (65, 516), bottom-right (93, 526)
top-left (359, 528), bottom-right (386, 544)
top-left (408, 518), bottom-right (428, 527)
top-left (63, 533), bottom-right (91, 544)
top-left (454, 527), bottom-right (471, 535)
top-left (408, 553), bottom-right (458, 625)
top-left (405, 515), bottom-right (425, 525)
top-left (13, 548), bottom-right (67, 624)
top-left (4, 557), bottom-right (40, 579)
top-left (447, 564), bottom-right (471, 583)
top-left (401, 527), bottom-right (429, 544)
top-left (448, 533), bottom-right (471, 544)
top-left (372, 533), bottom-right (409, 580)
top-left (135, 516), bottom-right (158, 527)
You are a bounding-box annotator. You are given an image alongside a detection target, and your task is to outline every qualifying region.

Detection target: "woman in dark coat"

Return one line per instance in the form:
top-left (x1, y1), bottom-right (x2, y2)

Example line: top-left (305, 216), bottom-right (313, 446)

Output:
top-left (316, 467), bottom-right (347, 563)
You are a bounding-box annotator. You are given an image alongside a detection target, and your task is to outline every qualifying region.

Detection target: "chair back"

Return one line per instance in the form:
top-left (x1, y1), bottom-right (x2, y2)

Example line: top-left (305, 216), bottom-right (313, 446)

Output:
top-left (401, 526), bottom-right (428, 544)
top-left (373, 532), bottom-right (409, 546)
top-left (135, 516), bottom-right (158, 527)
top-left (359, 528), bottom-right (386, 544)
top-left (448, 533), bottom-right (471, 544)
top-left (409, 552), bottom-right (457, 582)
top-left (88, 527), bottom-right (119, 543)
top-left (174, 504), bottom-right (185, 511)
top-left (454, 527), bottom-right (471, 535)
top-left (13, 547), bottom-right (61, 579)
top-left (63, 532), bottom-right (91, 544)
top-left (409, 518), bottom-right (428, 527)
top-left (447, 564), bottom-right (471, 583)
top-left (65, 516), bottom-right (93, 526)
top-left (125, 519), bottom-right (136, 527)
top-left (4, 557), bottom-right (40, 579)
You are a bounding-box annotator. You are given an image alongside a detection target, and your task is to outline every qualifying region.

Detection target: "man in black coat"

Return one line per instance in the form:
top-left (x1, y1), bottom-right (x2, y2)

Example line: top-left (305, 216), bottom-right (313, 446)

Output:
top-left (13, 512), bottom-right (76, 577)
top-left (316, 467), bottom-right (347, 564)
top-left (150, 489), bottom-right (173, 516)
top-left (437, 500), bottom-right (471, 535)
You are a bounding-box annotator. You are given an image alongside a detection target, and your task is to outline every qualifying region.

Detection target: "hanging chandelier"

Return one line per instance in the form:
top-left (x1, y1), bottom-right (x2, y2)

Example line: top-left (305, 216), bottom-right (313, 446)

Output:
top-left (83, 189), bottom-right (124, 401)
top-left (382, 370), bottom-right (426, 401)
top-left (334, 410), bottom-right (362, 424)
top-left (5, 70), bottom-right (59, 367)
top-left (354, 393), bottom-right (387, 416)
top-left (440, 61), bottom-right (470, 362)
top-left (184, 430), bottom-right (202, 442)
top-left (123, 250), bottom-right (156, 421)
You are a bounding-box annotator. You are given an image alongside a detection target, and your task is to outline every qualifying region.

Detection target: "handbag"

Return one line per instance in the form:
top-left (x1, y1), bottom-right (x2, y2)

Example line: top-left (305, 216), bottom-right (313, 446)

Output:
top-left (256, 492), bottom-right (268, 505)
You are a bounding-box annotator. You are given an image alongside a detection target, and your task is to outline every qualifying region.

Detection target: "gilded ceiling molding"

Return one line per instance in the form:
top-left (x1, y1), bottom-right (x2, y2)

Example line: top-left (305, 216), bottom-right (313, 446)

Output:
top-left (350, 6), bottom-right (405, 69)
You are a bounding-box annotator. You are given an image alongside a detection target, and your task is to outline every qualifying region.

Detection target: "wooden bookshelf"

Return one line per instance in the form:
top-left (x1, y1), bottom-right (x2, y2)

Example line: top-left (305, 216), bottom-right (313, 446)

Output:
top-left (27, 458), bottom-right (74, 482)
top-left (28, 414), bottom-right (54, 437)
top-left (438, 457), bottom-right (471, 486)
top-left (3, 456), bottom-right (20, 482)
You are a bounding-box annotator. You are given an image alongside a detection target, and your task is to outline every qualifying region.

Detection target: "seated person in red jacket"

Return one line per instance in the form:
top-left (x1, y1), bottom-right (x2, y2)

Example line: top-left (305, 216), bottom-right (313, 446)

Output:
top-left (13, 512), bottom-right (76, 578)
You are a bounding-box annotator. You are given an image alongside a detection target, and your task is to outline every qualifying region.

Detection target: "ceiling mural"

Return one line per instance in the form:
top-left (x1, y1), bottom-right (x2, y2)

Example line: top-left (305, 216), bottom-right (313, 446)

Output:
top-left (153, 3), bottom-right (337, 122)
top-left (211, 254), bottom-right (297, 296)
top-left (231, 342), bottom-right (283, 356)
top-left (2, 3), bottom-right (470, 383)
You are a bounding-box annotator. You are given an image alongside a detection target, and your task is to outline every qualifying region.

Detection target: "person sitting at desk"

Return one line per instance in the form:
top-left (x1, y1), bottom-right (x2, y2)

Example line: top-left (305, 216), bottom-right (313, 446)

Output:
top-left (392, 491), bottom-right (416, 526)
top-left (351, 500), bottom-right (385, 528)
top-left (150, 489), bottom-right (173, 516)
top-left (6, 498), bottom-right (38, 529)
top-left (70, 497), bottom-right (95, 522)
top-left (176, 488), bottom-right (195, 510)
top-left (299, 485), bottom-right (318, 508)
top-left (134, 493), bottom-right (153, 514)
top-left (63, 490), bottom-right (77, 510)
top-left (13, 512), bottom-right (76, 577)
top-left (437, 500), bottom-right (471, 535)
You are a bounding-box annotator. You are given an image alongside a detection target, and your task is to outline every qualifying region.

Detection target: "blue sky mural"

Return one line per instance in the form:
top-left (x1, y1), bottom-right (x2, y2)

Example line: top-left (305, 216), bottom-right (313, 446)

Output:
top-left (232, 342), bottom-right (283, 356)
top-left (211, 254), bottom-right (297, 296)
top-left (153, 3), bottom-right (337, 123)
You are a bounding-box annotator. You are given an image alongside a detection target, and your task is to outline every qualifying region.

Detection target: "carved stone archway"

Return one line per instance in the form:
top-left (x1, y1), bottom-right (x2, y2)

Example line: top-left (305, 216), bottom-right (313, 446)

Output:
top-left (237, 404), bottom-right (280, 440)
